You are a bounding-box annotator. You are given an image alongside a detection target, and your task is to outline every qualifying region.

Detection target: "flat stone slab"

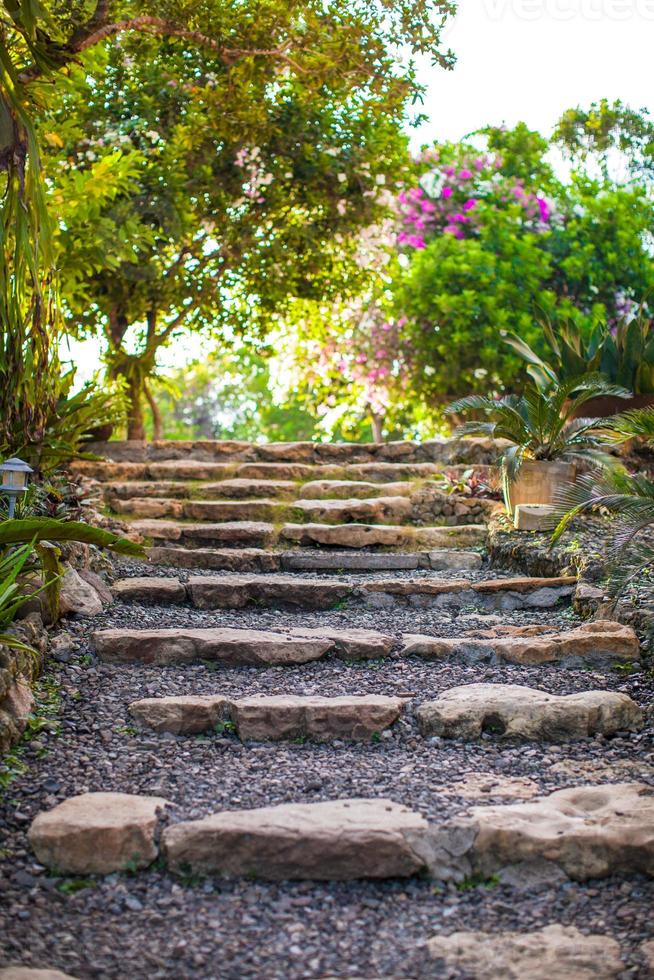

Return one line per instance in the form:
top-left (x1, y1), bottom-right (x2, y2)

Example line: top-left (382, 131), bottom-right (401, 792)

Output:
top-left (148, 546), bottom-right (281, 572)
top-left (162, 798), bottom-right (428, 879)
top-left (129, 695), bottom-right (231, 734)
top-left (93, 628), bottom-right (333, 666)
top-left (366, 575), bottom-right (576, 610)
top-left (187, 575), bottom-right (353, 611)
top-left (293, 496), bottom-right (413, 525)
top-left (431, 782), bottom-right (654, 882)
top-left (280, 551), bottom-right (424, 572)
top-left (131, 694), bottom-right (405, 740)
top-left (401, 620), bottom-right (640, 665)
top-left (196, 479), bottom-right (297, 499)
top-left (416, 683), bottom-right (643, 740)
top-left (182, 499), bottom-right (292, 522)
top-left (28, 792), bottom-right (168, 874)
top-left (280, 522), bottom-right (486, 550)
top-left (112, 577), bottom-right (187, 604)
top-left (132, 519), bottom-right (277, 548)
top-left (282, 626), bottom-right (395, 660)
top-left (298, 480), bottom-right (412, 499)
top-left (426, 924), bottom-right (623, 979)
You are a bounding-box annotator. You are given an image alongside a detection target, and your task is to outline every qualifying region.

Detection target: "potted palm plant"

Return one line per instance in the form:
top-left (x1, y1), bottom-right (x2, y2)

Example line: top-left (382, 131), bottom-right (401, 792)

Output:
top-left (505, 309), bottom-right (654, 418)
top-left (446, 377), bottom-right (626, 514)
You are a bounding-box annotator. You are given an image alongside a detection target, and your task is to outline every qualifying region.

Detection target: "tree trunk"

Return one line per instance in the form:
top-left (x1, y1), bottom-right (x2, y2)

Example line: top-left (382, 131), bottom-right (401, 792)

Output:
top-left (126, 376), bottom-right (146, 441)
top-left (144, 382), bottom-right (163, 440)
top-left (371, 413), bottom-right (384, 443)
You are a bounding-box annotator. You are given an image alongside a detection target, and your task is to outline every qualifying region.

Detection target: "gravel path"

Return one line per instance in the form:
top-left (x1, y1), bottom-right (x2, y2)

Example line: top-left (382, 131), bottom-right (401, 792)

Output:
top-left (1, 575), bottom-right (653, 978)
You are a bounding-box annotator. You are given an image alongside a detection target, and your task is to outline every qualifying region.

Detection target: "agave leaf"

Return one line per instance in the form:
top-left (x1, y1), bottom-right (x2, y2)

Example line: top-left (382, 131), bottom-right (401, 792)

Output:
top-left (0, 518), bottom-right (144, 556)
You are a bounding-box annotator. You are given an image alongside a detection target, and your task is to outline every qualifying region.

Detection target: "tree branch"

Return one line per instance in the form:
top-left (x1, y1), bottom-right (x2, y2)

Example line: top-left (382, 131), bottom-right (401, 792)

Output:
top-left (19, 14), bottom-right (305, 84)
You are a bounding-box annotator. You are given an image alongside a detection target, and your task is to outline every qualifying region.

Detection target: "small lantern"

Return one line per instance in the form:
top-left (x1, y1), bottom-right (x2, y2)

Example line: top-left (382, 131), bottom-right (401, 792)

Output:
top-left (0, 458), bottom-right (33, 518)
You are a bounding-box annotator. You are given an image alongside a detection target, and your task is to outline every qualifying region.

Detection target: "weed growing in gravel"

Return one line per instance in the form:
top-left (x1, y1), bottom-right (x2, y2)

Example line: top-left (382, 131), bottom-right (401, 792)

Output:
top-left (370, 732), bottom-right (382, 744)
top-left (0, 673), bottom-right (61, 795)
top-left (456, 873), bottom-right (500, 891)
top-left (214, 720), bottom-right (236, 736)
top-left (114, 725), bottom-right (138, 737)
top-left (56, 878), bottom-right (95, 895)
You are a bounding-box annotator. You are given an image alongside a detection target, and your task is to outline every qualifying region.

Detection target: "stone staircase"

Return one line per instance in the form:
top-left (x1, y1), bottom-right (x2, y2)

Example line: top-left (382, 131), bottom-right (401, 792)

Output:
top-left (6, 438), bottom-right (653, 978)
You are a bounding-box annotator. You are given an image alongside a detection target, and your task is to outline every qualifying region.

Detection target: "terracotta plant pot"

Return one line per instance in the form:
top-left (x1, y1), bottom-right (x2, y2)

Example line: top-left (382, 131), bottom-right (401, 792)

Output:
top-left (566, 393), bottom-right (654, 420)
top-left (502, 459), bottom-right (576, 515)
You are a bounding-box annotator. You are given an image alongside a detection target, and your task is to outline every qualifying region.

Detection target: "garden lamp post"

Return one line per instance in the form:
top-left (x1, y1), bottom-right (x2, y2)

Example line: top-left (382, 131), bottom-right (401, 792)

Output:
top-left (0, 458), bottom-right (33, 518)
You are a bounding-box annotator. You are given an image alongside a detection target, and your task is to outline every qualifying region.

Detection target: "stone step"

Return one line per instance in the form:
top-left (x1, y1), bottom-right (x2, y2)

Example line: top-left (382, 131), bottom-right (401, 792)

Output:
top-left (401, 619), bottom-right (639, 665)
top-left (113, 497), bottom-right (296, 522)
top-left (426, 925), bottom-right (624, 980)
top-left (105, 478), bottom-right (298, 500)
top-left (434, 782), bottom-right (654, 882)
top-left (0, 967), bottom-right (81, 979)
top-left (129, 693), bottom-right (405, 740)
top-left (145, 545), bottom-right (483, 573)
top-left (92, 625), bottom-right (394, 664)
top-left (147, 546), bottom-right (282, 572)
top-left (279, 522), bottom-right (487, 550)
top-left (292, 496), bottom-right (414, 525)
top-left (28, 782), bottom-right (654, 883)
top-left (416, 683), bottom-right (643, 740)
top-left (79, 436), bottom-right (507, 465)
top-left (28, 792), bottom-right (167, 874)
top-left (297, 479), bottom-right (413, 499)
top-left (162, 798), bottom-right (429, 879)
top-left (131, 519), bottom-right (277, 548)
top-left (131, 519), bottom-right (488, 551)
top-left (74, 458), bottom-right (491, 484)
top-left (280, 550), bottom-right (483, 572)
top-left (111, 573), bottom-right (576, 611)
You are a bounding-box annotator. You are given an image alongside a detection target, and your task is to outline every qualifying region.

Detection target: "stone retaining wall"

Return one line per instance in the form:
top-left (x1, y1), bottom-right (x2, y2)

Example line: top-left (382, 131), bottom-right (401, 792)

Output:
top-left (83, 437), bottom-right (508, 466)
top-left (409, 486), bottom-right (499, 526)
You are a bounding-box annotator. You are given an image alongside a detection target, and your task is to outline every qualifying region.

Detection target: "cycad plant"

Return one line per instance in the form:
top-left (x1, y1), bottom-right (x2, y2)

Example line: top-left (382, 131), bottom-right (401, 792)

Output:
top-left (553, 406), bottom-right (654, 601)
top-left (446, 376), bottom-right (627, 482)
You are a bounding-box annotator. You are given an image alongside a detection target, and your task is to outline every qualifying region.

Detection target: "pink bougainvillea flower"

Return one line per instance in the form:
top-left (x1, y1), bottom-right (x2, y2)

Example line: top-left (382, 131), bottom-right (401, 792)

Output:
top-left (421, 199), bottom-right (436, 213)
top-left (459, 169), bottom-right (473, 179)
top-left (441, 186), bottom-right (453, 199)
top-left (397, 190), bottom-right (408, 204)
top-left (474, 157), bottom-right (485, 171)
top-left (463, 198), bottom-right (477, 211)
top-left (397, 231), bottom-right (409, 244)
top-left (443, 224), bottom-right (459, 235)
top-left (408, 234), bottom-right (426, 249)
top-left (451, 213), bottom-right (470, 223)
top-left (443, 165), bottom-right (455, 177)
top-left (408, 187), bottom-right (424, 200)
top-left (355, 354), bottom-right (367, 364)
top-left (537, 196), bottom-right (550, 222)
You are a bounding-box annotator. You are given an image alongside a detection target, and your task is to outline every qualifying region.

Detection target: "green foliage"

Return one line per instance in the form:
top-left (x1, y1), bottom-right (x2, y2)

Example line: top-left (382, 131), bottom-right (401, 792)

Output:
top-left (552, 465), bottom-right (654, 603)
top-left (394, 124), bottom-right (654, 417)
top-left (25, 0), bottom-right (455, 438)
top-left (0, 543), bottom-right (45, 651)
top-left (553, 99), bottom-right (654, 182)
top-left (0, 517), bottom-right (144, 556)
top-left (447, 376), bottom-right (626, 480)
top-left (506, 310), bottom-right (654, 394)
top-left (149, 348), bottom-right (317, 442)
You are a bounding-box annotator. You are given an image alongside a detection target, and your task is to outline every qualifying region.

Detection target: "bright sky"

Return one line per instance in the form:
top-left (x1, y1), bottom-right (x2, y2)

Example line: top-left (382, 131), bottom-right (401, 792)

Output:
top-left (68, 0), bottom-right (654, 385)
top-left (414, 0), bottom-right (654, 144)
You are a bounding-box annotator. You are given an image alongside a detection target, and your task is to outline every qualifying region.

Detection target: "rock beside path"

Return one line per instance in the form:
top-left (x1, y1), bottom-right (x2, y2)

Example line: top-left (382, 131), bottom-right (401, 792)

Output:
top-left (28, 792), bottom-right (168, 874)
top-left (426, 924), bottom-right (623, 979)
top-left (163, 798), bottom-right (428, 879)
top-left (129, 695), bottom-right (231, 734)
top-left (416, 683), bottom-right (643, 740)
